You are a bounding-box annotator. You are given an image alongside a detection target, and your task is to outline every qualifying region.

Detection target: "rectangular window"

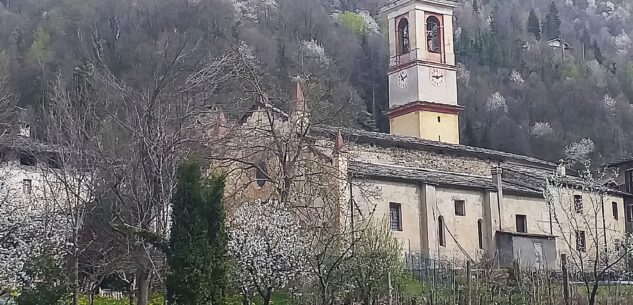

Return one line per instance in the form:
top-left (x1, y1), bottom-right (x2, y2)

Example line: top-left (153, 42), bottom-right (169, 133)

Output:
top-left (627, 205), bottom-right (633, 222)
top-left (516, 214), bottom-right (527, 233)
top-left (438, 216), bottom-right (446, 247)
top-left (22, 179), bottom-right (32, 195)
top-left (574, 195), bottom-right (583, 213)
top-left (613, 202), bottom-right (619, 220)
top-left (454, 200), bottom-right (466, 216)
top-left (389, 202), bottom-right (402, 231)
top-left (20, 153), bottom-right (37, 166)
top-left (576, 230), bottom-right (586, 252)
top-left (477, 220), bottom-right (483, 249)
top-left (627, 170), bottom-right (633, 193)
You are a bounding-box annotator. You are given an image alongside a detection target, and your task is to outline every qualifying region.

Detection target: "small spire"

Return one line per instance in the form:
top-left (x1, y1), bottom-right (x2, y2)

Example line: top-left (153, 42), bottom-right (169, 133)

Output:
top-left (291, 81), bottom-right (307, 114)
top-left (335, 130), bottom-right (346, 153)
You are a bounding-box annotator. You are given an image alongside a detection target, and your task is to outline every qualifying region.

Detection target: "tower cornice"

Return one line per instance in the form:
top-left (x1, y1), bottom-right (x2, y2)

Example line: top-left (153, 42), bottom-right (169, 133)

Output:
top-left (388, 59), bottom-right (456, 74)
top-left (385, 101), bottom-right (464, 118)
top-left (380, 0), bottom-right (458, 15)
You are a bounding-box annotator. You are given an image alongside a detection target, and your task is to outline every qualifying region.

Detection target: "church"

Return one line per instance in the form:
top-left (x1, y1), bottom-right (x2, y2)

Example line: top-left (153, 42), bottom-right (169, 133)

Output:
top-left (214, 0), bottom-right (633, 270)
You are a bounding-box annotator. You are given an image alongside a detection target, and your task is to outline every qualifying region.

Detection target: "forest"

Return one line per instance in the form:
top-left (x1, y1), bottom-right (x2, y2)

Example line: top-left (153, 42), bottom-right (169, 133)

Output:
top-left (1, 0), bottom-right (633, 162)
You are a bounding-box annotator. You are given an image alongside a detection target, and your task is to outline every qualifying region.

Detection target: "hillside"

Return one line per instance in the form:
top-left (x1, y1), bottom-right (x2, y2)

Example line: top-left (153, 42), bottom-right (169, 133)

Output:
top-left (0, 0), bottom-right (632, 163)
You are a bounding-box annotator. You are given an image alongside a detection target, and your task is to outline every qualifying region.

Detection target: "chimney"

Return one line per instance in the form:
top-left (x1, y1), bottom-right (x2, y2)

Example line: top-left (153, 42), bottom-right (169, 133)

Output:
top-left (492, 166), bottom-right (504, 230)
top-left (556, 163), bottom-right (566, 176)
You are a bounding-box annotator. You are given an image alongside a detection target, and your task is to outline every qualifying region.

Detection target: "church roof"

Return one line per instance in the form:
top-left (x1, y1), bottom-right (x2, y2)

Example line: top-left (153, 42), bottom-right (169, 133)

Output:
top-left (348, 161), bottom-right (544, 197)
top-left (313, 126), bottom-right (556, 169)
top-left (0, 134), bottom-right (62, 154)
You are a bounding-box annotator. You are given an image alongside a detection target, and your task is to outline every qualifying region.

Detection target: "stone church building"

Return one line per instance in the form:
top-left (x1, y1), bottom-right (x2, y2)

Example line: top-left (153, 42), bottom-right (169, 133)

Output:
top-left (214, 0), bottom-right (633, 270)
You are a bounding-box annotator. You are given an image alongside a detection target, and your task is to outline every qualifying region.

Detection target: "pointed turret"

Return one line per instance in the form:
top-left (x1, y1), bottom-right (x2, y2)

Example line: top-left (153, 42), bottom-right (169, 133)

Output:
top-left (335, 130), bottom-right (347, 153)
top-left (290, 81), bottom-right (307, 115)
top-left (290, 81), bottom-right (310, 132)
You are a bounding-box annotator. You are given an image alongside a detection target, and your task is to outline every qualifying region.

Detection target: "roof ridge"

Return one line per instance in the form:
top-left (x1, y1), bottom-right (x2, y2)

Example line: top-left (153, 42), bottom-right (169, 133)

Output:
top-left (313, 126), bottom-right (556, 168)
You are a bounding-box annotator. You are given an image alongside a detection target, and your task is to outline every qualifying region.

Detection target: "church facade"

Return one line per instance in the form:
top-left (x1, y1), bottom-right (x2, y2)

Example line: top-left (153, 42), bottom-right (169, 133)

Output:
top-left (215, 0), bottom-right (633, 270)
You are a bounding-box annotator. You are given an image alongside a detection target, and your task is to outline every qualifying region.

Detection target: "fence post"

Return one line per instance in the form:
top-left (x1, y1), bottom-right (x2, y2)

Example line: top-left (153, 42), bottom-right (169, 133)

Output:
top-left (466, 260), bottom-right (472, 305)
top-left (388, 270), bottom-right (393, 305)
top-left (562, 254), bottom-right (570, 305)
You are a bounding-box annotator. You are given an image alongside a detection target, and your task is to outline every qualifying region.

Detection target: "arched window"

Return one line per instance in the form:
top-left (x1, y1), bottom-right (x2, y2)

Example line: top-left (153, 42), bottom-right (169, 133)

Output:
top-left (438, 216), bottom-right (446, 247)
top-left (477, 219), bottom-right (483, 249)
top-left (397, 18), bottom-right (410, 55)
top-left (255, 162), bottom-right (268, 187)
top-left (426, 16), bottom-right (441, 53)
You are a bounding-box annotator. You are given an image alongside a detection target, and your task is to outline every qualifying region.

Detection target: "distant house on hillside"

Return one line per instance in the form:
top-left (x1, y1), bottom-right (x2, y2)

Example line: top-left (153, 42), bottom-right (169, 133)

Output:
top-left (547, 38), bottom-right (572, 50)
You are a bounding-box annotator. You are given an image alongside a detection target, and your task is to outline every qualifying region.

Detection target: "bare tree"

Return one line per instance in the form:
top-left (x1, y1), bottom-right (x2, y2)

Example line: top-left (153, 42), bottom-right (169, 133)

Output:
top-left (545, 141), bottom-right (631, 305)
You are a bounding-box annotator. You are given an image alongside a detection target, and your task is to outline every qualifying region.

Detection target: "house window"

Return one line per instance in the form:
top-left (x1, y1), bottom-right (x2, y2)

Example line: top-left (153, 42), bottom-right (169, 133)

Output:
top-left (576, 230), bottom-right (586, 252)
top-left (255, 162), bottom-right (267, 187)
top-left (477, 219), bottom-right (483, 249)
top-left (454, 200), bottom-right (465, 216)
top-left (627, 170), bottom-right (633, 193)
top-left (613, 202), bottom-right (619, 220)
top-left (397, 18), bottom-right (410, 55)
top-left (627, 205), bottom-right (633, 222)
top-left (22, 179), bottom-right (32, 195)
top-left (437, 116), bottom-right (441, 123)
top-left (426, 16), bottom-right (442, 53)
top-left (389, 202), bottom-right (402, 231)
top-left (47, 153), bottom-right (61, 169)
top-left (574, 195), bottom-right (583, 213)
top-left (20, 153), bottom-right (37, 166)
top-left (516, 214), bottom-right (527, 233)
top-left (438, 216), bottom-right (446, 247)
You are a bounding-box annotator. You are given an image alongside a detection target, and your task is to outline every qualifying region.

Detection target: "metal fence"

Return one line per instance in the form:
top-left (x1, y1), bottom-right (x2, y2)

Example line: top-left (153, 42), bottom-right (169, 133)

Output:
top-left (401, 253), bottom-right (633, 305)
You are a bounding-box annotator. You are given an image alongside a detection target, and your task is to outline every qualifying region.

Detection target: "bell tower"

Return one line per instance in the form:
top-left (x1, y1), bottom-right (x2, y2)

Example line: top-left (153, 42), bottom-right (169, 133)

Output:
top-left (381, 0), bottom-right (461, 144)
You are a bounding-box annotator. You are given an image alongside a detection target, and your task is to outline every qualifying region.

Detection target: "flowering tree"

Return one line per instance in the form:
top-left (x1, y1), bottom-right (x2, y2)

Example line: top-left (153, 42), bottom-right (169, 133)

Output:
top-left (228, 200), bottom-right (309, 305)
top-left (0, 163), bottom-right (66, 294)
top-left (545, 139), bottom-right (632, 305)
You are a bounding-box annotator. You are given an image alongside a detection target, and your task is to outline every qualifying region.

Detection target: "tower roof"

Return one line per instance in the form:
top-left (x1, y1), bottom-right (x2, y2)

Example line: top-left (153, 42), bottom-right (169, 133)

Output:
top-left (291, 81), bottom-right (307, 114)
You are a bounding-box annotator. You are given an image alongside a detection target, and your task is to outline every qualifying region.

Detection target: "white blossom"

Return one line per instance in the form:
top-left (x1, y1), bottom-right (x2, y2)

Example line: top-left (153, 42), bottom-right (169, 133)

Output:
top-left (485, 91), bottom-right (508, 113)
top-left (456, 63), bottom-right (470, 83)
top-left (301, 39), bottom-right (331, 64)
top-left (603, 94), bottom-right (617, 113)
top-left (357, 10), bottom-right (379, 34)
top-left (232, 0), bottom-right (277, 21)
top-left (530, 122), bottom-right (554, 138)
top-left (228, 200), bottom-right (309, 299)
top-left (564, 138), bottom-right (595, 164)
top-left (238, 41), bottom-right (257, 63)
top-left (0, 167), bottom-right (67, 289)
top-left (510, 69), bottom-right (524, 85)
top-left (614, 30), bottom-right (632, 55)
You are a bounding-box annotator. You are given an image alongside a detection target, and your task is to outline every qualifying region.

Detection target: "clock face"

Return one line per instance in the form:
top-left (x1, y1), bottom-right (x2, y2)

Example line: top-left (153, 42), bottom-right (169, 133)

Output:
top-left (429, 68), bottom-right (446, 87)
top-left (397, 70), bottom-right (408, 88)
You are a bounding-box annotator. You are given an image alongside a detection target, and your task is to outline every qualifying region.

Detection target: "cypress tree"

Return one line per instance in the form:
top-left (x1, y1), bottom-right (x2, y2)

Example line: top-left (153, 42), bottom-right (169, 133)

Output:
top-left (527, 9), bottom-right (541, 40)
top-left (544, 1), bottom-right (561, 40)
top-left (592, 41), bottom-right (604, 64)
top-left (167, 160), bottom-right (227, 305)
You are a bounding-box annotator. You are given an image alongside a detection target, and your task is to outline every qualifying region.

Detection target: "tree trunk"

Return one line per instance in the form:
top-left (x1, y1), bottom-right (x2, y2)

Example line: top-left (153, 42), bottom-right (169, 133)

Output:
top-left (136, 267), bottom-right (151, 305)
top-left (72, 253), bottom-right (79, 305)
top-left (262, 288), bottom-right (272, 305)
top-left (589, 283), bottom-right (599, 305)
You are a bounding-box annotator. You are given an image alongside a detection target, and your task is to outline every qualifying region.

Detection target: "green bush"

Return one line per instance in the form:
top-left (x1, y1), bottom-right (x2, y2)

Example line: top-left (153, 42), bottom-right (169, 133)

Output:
top-left (337, 12), bottom-right (369, 35)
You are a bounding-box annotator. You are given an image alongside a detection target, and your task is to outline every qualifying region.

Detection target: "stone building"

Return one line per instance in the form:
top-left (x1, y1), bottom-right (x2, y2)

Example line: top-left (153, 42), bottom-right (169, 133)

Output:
top-left (215, 0), bottom-right (633, 270)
